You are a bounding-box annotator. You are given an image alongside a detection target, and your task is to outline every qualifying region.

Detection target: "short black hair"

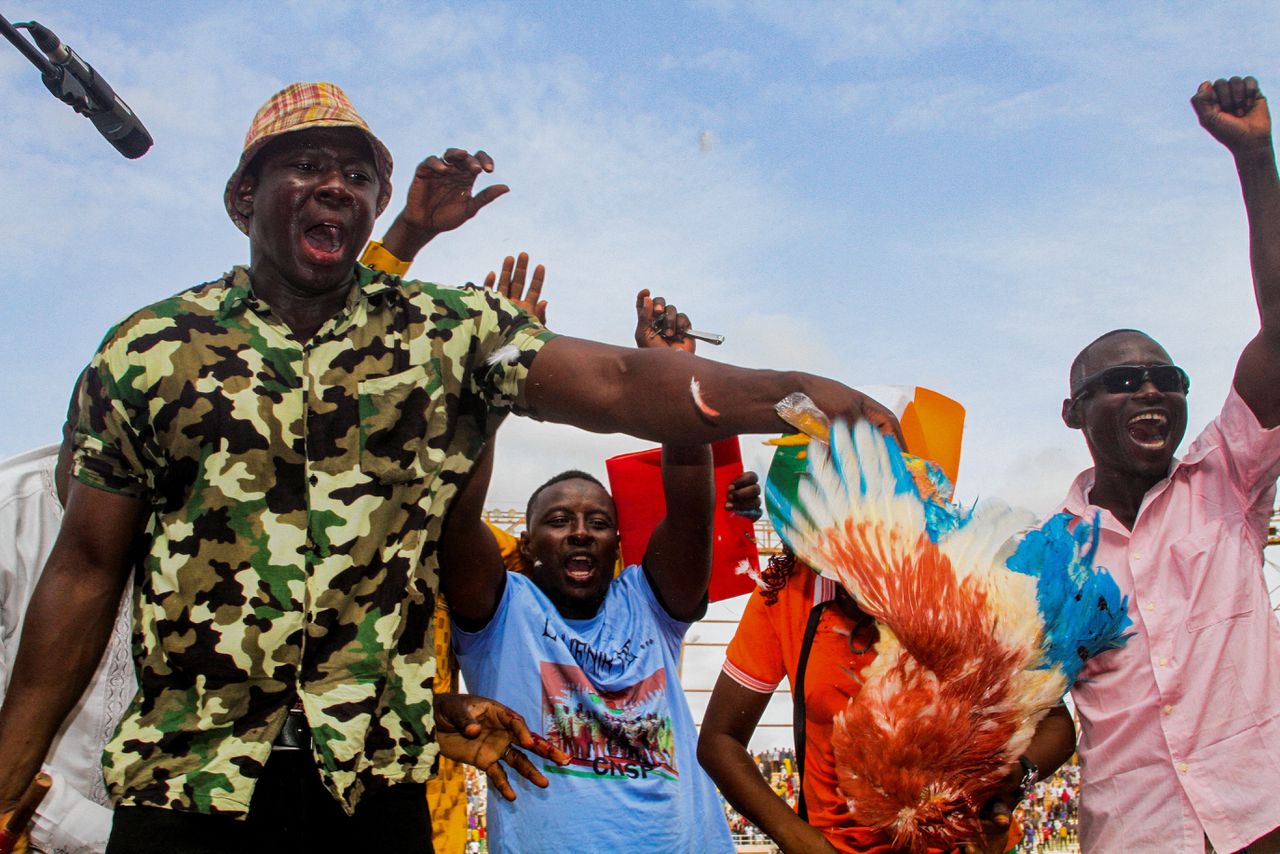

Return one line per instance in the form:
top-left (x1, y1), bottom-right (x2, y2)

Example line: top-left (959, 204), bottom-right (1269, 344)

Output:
top-left (1069, 328), bottom-right (1151, 395)
top-left (525, 470), bottom-right (608, 522)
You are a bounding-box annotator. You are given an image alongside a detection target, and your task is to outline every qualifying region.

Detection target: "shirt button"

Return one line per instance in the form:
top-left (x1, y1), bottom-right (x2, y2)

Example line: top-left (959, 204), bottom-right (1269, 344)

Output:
top-left (1163, 704), bottom-right (1173, 715)
top-left (1158, 658), bottom-right (1168, 666)
top-left (309, 474), bottom-right (318, 486)
top-left (1145, 603), bottom-right (1154, 611)
top-left (1178, 762), bottom-right (1189, 773)
top-left (1133, 552), bottom-right (1143, 560)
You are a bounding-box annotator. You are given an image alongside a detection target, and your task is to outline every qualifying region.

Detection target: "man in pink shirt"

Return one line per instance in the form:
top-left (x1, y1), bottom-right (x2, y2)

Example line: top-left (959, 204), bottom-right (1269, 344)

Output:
top-left (1061, 76), bottom-right (1280, 853)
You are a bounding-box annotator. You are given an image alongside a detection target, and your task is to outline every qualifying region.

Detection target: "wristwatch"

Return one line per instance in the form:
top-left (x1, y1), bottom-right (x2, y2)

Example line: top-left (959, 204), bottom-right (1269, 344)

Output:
top-left (1017, 755), bottom-right (1040, 793)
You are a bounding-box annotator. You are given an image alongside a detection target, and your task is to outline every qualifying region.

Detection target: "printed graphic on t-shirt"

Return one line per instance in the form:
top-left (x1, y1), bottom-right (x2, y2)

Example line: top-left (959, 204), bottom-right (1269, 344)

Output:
top-left (540, 662), bottom-right (677, 782)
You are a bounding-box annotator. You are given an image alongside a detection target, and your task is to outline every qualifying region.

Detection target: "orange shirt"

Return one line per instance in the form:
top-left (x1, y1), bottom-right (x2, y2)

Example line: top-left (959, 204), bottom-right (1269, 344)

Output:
top-left (723, 569), bottom-right (894, 853)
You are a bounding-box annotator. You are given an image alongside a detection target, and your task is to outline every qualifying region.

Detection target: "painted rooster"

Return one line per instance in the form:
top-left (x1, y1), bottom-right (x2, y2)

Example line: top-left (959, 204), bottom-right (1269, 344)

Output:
top-left (766, 419), bottom-right (1130, 853)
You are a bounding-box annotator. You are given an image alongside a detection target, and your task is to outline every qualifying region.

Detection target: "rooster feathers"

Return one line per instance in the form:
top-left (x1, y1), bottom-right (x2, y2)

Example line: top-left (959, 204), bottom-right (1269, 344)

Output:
top-left (766, 420), bottom-right (1130, 852)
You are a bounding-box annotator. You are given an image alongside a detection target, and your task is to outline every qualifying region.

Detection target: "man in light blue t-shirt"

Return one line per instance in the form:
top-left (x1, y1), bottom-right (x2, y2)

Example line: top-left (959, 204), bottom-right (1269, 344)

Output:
top-left (441, 283), bottom-right (752, 853)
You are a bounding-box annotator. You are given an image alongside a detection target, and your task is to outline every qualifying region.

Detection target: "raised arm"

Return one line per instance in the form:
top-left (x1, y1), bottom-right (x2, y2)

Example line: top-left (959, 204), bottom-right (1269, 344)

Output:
top-left (439, 255), bottom-right (549, 629)
top-left (1192, 75), bottom-right (1280, 427)
top-left (632, 291), bottom-right (717, 620)
top-left (439, 442), bottom-right (508, 629)
top-left (0, 483), bottom-right (142, 809)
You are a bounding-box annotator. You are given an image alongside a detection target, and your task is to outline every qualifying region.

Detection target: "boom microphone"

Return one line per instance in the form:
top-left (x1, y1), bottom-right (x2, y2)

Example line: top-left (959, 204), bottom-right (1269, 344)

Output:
top-left (6, 17), bottom-right (153, 159)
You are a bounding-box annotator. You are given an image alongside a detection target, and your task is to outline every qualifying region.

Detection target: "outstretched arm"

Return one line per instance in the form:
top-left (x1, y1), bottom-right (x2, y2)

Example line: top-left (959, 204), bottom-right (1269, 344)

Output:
top-left (1192, 76), bottom-right (1280, 427)
top-left (374, 148), bottom-right (509, 265)
top-left (525, 339), bottom-right (899, 445)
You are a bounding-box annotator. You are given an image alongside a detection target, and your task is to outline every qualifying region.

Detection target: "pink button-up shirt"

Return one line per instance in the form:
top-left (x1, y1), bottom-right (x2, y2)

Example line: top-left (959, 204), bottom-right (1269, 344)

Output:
top-left (1062, 387), bottom-right (1280, 853)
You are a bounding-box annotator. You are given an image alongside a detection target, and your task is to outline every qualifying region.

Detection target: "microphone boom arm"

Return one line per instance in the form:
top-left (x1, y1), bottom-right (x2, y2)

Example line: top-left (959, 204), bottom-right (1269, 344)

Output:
top-left (1, 13), bottom-right (153, 158)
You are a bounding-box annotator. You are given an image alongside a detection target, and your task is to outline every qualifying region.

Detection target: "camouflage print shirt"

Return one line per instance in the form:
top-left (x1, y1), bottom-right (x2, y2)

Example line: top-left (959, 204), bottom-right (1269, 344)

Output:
top-left (73, 264), bottom-right (554, 816)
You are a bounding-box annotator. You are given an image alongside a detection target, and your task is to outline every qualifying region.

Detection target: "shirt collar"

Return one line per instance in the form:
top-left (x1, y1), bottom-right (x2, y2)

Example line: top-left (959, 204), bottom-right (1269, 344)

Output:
top-left (216, 266), bottom-right (255, 319)
top-left (215, 263), bottom-right (399, 320)
top-left (1059, 444), bottom-right (1208, 531)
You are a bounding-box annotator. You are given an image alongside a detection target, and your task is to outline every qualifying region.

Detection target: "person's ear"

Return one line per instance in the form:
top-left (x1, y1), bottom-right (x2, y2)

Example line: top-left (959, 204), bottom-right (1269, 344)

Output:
top-left (518, 530), bottom-right (534, 566)
top-left (1062, 397), bottom-right (1083, 429)
top-left (233, 173), bottom-right (257, 224)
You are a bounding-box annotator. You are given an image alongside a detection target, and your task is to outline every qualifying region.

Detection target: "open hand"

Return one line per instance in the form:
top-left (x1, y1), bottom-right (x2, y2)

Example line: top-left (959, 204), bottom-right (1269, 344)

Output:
top-left (483, 252), bottom-right (547, 323)
top-left (434, 693), bottom-right (570, 802)
top-left (1192, 76), bottom-right (1271, 154)
top-left (401, 149), bottom-right (509, 239)
top-left (634, 289), bottom-right (694, 353)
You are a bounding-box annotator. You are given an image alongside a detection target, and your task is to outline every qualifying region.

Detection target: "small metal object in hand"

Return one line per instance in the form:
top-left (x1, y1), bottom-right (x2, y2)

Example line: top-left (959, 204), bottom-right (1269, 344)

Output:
top-left (651, 319), bottom-right (724, 345)
top-left (685, 329), bottom-right (725, 345)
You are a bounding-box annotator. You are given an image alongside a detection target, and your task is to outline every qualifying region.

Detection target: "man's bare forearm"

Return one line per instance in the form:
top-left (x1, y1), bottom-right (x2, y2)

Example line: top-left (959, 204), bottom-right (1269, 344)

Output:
top-left (1229, 139), bottom-right (1280, 425)
top-left (1236, 142), bottom-right (1280, 335)
top-left (526, 337), bottom-right (895, 444)
top-left (0, 554), bottom-right (126, 801)
top-left (378, 214), bottom-right (438, 263)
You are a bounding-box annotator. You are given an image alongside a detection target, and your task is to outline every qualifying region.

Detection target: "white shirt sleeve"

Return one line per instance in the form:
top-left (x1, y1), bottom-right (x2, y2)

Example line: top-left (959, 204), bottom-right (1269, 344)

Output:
top-left (30, 769), bottom-right (113, 854)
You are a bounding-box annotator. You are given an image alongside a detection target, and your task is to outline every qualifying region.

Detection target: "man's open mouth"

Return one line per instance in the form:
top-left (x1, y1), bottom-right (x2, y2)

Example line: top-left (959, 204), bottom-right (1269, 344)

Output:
top-left (1126, 411), bottom-right (1169, 450)
top-left (565, 555), bottom-right (596, 582)
top-left (302, 222), bottom-right (345, 259)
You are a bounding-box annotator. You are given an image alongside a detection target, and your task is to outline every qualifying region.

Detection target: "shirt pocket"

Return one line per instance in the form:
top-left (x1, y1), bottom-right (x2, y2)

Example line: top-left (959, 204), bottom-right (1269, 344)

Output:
top-left (1172, 517), bottom-right (1255, 632)
top-left (357, 362), bottom-right (446, 485)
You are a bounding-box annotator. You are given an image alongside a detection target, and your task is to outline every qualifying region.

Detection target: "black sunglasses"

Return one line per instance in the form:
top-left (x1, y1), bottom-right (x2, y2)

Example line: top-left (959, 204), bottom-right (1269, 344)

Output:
top-left (1072, 364), bottom-right (1190, 399)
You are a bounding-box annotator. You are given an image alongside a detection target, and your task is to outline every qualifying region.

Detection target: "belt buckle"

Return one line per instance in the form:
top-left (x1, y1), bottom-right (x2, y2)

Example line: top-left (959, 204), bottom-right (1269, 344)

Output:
top-left (272, 707), bottom-right (311, 752)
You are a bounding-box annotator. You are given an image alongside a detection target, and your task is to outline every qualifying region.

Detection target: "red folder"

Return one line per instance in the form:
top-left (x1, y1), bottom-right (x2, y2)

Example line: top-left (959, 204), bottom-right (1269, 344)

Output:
top-left (605, 437), bottom-right (760, 603)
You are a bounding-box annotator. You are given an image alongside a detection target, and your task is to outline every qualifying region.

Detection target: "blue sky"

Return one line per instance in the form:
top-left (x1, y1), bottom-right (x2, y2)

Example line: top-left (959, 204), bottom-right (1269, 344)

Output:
top-left (4, 0), bottom-right (1279, 511)
top-left (4, 1), bottom-right (1280, 740)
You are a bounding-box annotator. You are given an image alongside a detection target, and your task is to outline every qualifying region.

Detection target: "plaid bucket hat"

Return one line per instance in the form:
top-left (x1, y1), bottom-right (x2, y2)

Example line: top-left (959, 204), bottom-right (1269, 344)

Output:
top-left (224, 82), bottom-right (393, 234)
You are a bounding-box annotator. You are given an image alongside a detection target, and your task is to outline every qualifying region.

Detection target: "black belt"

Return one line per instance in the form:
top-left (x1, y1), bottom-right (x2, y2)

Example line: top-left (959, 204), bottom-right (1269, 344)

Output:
top-left (273, 707), bottom-right (311, 751)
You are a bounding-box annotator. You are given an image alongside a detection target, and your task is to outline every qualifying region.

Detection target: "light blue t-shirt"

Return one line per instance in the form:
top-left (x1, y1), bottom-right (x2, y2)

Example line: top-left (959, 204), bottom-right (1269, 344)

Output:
top-left (454, 565), bottom-right (734, 854)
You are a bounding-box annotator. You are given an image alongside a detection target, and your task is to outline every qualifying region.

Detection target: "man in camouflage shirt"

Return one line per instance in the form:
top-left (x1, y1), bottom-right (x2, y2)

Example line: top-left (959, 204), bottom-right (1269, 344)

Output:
top-left (0, 82), bottom-right (896, 851)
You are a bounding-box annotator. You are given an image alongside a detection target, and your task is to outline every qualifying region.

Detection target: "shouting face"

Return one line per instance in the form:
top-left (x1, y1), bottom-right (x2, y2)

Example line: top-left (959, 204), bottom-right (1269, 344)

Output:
top-left (521, 478), bottom-right (619, 620)
top-left (235, 126), bottom-right (380, 298)
top-left (1063, 331), bottom-right (1189, 482)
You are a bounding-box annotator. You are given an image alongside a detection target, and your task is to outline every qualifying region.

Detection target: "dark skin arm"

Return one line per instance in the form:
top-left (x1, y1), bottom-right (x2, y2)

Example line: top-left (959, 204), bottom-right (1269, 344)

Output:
top-left (366, 229), bottom-right (901, 442)
top-left (378, 149), bottom-right (508, 262)
top-left (631, 291), bottom-right (716, 621)
top-left (439, 441), bottom-right (506, 629)
top-left (698, 673), bottom-right (837, 854)
top-left (439, 256), bottom-right (549, 629)
top-left (963, 703), bottom-right (1076, 854)
top-left (524, 337), bottom-right (901, 445)
top-left (0, 483), bottom-right (143, 807)
top-left (1192, 76), bottom-right (1280, 428)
